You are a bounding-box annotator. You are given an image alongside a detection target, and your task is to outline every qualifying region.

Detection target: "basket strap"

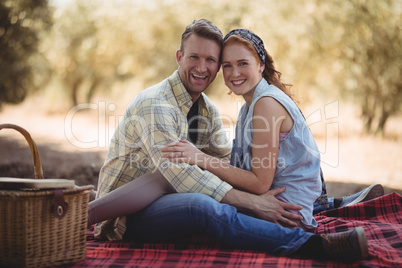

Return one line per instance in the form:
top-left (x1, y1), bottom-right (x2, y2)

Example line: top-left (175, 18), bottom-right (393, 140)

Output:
top-left (54, 189), bottom-right (68, 219)
top-left (0, 123), bottom-right (44, 179)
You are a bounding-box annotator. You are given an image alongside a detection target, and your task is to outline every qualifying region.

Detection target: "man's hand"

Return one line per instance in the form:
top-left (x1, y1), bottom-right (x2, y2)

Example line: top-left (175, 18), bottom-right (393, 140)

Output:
top-left (221, 187), bottom-right (303, 228)
top-left (251, 187), bottom-right (304, 227)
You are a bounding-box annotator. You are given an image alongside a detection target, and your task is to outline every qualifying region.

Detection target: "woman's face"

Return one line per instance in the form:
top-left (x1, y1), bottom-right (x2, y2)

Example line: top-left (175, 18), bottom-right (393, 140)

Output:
top-left (222, 42), bottom-right (264, 100)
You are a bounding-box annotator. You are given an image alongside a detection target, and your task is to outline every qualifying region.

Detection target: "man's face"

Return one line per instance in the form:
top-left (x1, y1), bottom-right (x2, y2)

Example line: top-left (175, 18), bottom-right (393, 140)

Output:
top-left (176, 34), bottom-right (221, 102)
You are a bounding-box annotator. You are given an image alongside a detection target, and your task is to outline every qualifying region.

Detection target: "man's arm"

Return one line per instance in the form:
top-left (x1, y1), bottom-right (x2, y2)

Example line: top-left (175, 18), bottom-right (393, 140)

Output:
top-left (132, 102), bottom-right (233, 201)
top-left (221, 187), bottom-right (303, 228)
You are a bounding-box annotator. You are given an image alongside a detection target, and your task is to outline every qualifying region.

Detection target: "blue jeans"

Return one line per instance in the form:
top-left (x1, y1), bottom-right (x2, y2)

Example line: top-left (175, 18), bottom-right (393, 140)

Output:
top-left (124, 193), bottom-right (313, 255)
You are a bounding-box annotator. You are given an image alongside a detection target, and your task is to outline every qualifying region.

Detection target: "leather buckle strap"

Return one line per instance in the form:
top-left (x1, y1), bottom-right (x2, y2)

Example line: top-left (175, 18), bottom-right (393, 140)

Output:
top-left (53, 189), bottom-right (68, 219)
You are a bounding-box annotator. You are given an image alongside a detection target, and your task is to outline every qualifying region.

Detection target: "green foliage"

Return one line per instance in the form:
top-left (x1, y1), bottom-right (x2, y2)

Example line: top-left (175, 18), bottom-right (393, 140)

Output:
top-left (2, 0), bottom-right (400, 135)
top-left (0, 0), bottom-right (52, 108)
top-left (305, 0), bottom-right (402, 135)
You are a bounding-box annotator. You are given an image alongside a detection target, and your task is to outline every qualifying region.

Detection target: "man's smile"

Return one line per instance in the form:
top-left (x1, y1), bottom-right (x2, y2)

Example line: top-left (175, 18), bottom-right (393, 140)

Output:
top-left (192, 73), bottom-right (207, 80)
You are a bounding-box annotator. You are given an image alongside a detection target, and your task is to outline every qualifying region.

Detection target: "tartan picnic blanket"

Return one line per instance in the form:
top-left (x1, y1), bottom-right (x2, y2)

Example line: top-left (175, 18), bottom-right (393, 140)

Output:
top-left (68, 193), bottom-right (402, 267)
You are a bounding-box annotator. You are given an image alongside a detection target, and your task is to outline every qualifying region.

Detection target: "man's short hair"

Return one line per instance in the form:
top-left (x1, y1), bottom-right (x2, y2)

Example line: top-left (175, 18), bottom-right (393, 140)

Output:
top-left (180, 19), bottom-right (223, 53)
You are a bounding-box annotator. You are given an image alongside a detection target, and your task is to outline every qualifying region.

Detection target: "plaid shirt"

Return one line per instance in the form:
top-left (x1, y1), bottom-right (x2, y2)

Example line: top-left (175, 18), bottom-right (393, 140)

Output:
top-left (95, 71), bottom-right (233, 240)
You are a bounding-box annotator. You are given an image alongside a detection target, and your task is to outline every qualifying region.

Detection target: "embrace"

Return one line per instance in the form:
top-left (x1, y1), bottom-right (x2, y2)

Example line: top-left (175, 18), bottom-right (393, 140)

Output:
top-left (87, 19), bottom-right (384, 262)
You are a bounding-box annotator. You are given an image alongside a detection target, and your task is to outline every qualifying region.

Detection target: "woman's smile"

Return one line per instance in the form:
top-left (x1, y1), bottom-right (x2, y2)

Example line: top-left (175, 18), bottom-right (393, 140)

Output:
top-left (232, 79), bottom-right (246, 86)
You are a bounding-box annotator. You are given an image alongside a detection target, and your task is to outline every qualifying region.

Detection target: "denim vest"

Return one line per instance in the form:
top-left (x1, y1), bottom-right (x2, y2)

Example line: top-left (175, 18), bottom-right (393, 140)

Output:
top-left (230, 79), bottom-right (321, 228)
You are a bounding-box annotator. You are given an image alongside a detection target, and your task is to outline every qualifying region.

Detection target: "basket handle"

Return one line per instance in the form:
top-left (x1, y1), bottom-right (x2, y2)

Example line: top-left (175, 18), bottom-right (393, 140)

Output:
top-left (0, 123), bottom-right (44, 179)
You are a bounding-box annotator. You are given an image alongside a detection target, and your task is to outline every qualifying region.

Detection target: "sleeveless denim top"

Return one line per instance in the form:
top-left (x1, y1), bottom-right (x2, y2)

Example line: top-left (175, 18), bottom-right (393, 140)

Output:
top-left (230, 79), bottom-right (321, 228)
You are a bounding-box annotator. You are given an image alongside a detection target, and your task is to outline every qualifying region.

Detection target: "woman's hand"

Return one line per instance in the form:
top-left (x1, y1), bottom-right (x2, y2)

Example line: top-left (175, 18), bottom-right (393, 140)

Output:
top-left (162, 139), bottom-right (205, 166)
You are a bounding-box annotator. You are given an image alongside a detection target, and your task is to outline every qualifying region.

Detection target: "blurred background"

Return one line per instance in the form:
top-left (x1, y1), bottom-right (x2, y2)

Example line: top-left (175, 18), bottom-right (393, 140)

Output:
top-left (0, 0), bottom-right (401, 196)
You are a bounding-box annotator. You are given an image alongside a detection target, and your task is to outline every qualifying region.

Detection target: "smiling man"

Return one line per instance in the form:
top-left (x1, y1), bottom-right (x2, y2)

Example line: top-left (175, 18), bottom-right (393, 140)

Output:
top-left (176, 32), bottom-right (221, 102)
top-left (96, 19), bottom-right (229, 240)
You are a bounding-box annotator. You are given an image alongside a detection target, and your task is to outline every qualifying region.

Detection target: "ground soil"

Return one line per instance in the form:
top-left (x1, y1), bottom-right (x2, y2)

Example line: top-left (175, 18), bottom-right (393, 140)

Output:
top-left (1, 99), bottom-right (401, 197)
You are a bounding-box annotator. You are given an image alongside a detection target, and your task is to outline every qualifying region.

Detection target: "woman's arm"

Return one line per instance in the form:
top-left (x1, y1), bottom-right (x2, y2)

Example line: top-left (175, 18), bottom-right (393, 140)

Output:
top-left (162, 97), bottom-right (293, 195)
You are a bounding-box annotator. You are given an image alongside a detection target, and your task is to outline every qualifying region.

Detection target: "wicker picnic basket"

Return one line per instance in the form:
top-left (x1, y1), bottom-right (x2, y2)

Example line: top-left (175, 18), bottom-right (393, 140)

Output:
top-left (0, 124), bottom-right (94, 267)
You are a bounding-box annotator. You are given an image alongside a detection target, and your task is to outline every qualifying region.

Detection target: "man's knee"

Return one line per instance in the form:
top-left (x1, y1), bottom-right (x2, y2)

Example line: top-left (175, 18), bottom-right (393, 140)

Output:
top-left (181, 193), bottom-right (216, 207)
top-left (183, 193), bottom-right (237, 218)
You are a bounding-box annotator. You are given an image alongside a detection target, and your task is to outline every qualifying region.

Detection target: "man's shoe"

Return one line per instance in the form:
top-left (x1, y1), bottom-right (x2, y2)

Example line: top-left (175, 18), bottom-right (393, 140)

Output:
top-left (321, 227), bottom-right (369, 262)
top-left (340, 184), bottom-right (384, 207)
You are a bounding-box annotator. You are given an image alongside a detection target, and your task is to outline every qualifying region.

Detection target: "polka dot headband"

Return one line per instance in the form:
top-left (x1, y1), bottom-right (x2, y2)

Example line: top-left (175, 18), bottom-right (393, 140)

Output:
top-left (223, 29), bottom-right (266, 64)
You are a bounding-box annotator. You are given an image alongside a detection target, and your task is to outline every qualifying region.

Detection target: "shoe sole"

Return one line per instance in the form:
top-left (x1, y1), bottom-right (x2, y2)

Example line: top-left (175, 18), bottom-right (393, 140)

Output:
top-left (355, 227), bottom-right (369, 259)
top-left (347, 184), bottom-right (384, 206)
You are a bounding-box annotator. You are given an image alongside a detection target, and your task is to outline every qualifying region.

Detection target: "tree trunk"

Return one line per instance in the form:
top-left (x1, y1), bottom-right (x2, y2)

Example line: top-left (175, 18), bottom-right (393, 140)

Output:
top-left (86, 77), bottom-right (100, 103)
top-left (375, 110), bottom-right (388, 136)
top-left (71, 77), bottom-right (83, 106)
top-left (361, 93), bottom-right (376, 134)
top-left (363, 114), bottom-right (374, 133)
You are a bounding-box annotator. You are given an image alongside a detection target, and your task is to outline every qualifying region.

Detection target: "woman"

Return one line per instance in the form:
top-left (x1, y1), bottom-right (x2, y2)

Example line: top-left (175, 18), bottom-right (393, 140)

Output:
top-left (87, 29), bottom-right (368, 261)
top-left (162, 29), bottom-right (321, 230)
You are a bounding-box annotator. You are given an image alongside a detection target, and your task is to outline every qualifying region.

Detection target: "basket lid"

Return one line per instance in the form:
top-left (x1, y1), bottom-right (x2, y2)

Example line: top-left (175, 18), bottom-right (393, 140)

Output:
top-left (0, 178), bottom-right (75, 190)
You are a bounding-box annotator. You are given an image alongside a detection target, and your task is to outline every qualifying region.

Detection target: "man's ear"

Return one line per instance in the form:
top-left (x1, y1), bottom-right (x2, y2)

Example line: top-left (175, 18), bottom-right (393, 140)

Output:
top-left (176, 49), bottom-right (182, 66)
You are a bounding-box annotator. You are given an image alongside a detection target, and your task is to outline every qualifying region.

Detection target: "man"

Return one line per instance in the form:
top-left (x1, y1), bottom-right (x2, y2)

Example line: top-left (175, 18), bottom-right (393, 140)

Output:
top-left (94, 19), bottom-right (374, 261)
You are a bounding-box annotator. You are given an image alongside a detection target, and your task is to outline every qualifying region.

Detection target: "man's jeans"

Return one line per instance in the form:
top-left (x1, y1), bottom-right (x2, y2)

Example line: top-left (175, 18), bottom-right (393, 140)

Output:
top-left (125, 193), bottom-right (313, 255)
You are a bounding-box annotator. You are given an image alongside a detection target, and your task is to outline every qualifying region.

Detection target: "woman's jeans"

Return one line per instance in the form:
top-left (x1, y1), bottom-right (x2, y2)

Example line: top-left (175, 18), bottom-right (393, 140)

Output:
top-left (313, 198), bottom-right (335, 214)
top-left (124, 193), bottom-right (313, 255)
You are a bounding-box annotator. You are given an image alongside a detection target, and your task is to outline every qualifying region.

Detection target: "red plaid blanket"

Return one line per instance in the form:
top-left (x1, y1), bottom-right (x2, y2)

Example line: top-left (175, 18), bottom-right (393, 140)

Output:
top-left (69, 193), bottom-right (402, 267)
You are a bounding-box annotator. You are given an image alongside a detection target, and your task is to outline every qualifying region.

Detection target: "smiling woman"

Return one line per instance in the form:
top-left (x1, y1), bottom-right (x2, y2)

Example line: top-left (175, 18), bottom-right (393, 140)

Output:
top-left (222, 43), bottom-right (264, 103)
